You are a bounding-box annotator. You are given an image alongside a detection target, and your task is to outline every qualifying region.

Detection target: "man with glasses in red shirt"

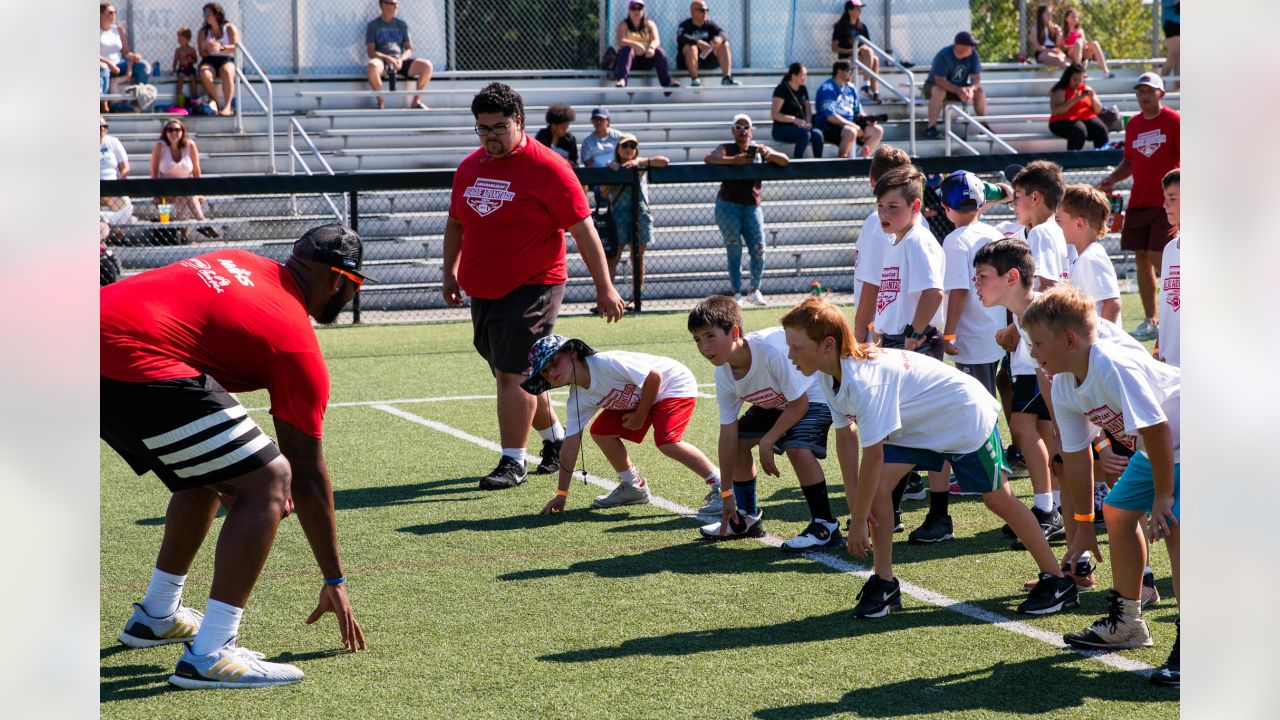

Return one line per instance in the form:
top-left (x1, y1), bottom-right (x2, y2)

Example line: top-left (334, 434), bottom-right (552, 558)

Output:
top-left (102, 224), bottom-right (369, 689)
top-left (445, 82), bottom-right (624, 490)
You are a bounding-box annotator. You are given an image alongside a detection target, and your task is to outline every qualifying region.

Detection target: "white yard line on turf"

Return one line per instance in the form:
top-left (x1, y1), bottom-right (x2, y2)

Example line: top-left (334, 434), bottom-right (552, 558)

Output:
top-left (370, 402), bottom-right (1153, 675)
top-left (247, 385), bottom-right (715, 412)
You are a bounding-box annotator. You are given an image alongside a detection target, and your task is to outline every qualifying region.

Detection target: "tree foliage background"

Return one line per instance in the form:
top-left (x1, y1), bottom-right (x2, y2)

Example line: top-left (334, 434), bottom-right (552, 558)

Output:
top-left (972, 0), bottom-right (1164, 63)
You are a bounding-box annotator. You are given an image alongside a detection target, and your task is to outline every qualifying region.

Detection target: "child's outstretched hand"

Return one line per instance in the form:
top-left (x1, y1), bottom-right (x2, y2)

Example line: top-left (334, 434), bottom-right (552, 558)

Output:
top-left (541, 494), bottom-right (567, 515)
top-left (621, 411), bottom-right (645, 430)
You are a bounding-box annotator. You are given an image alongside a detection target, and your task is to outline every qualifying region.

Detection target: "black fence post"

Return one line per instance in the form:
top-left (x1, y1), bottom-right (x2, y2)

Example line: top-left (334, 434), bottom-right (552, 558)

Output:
top-left (349, 190), bottom-right (361, 324)
top-left (631, 167), bottom-right (642, 313)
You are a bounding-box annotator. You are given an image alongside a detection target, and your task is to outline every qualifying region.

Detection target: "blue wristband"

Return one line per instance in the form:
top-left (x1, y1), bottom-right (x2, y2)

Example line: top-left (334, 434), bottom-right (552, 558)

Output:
top-left (324, 576), bottom-right (345, 586)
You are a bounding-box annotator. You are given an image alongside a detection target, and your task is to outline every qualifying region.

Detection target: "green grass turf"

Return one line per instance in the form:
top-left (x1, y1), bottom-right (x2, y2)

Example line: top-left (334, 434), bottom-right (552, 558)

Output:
top-left (101, 292), bottom-right (1179, 718)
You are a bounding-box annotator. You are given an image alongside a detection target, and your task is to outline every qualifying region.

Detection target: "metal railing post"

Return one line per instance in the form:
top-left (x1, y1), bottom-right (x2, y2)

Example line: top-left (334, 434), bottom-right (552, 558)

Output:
top-left (883, 0), bottom-right (892, 55)
top-left (350, 190), bottom-right (361, 324)
top-left (631, 168), bottom-right (642, 313)
top-left (1151, 1), bottom-right (1161, 59)
top-left (1018, 1), bottom-right (1028, 60)
top-left (447, 0), bottom-right (458, 71)
top-left (853, 37), bottom-right (914, 155)
top-left (944, 110), bottom-right (952, 156)
top-left (742, 0), bottom-right (751, 68)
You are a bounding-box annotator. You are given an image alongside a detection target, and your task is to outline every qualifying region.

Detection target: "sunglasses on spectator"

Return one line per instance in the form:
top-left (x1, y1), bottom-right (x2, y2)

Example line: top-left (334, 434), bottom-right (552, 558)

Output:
top-left (100, 123), bottom-right (109, 129)
top-left (732, 124), bottom-right (751, 131)
top-left (474, 123), bottom-right (512, 137)
top-left (330, 267), bottom-right (365, 289)
top-left (165, 126), bottom-right (183, 133)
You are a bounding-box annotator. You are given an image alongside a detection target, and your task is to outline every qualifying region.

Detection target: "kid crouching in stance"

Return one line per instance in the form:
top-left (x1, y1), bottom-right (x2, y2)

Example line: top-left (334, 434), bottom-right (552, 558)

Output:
top-left (780, 297), bottom-right (1080, 618)
top-left (523, 335), bottom-right (721, 514)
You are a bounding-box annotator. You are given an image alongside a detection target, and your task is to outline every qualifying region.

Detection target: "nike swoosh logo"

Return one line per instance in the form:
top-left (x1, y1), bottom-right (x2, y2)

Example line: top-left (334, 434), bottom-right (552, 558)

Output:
top-left (1054, 586), bottom-right (1071, 599)
top-left (882, 592), bottom-right (894, 601)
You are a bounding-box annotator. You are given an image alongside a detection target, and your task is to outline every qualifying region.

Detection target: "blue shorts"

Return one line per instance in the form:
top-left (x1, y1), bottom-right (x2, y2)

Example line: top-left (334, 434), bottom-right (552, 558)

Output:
top-left (883, 425), bottom-right (1007, 494)
top-left (1103, 452), bottom-right (1180, 520)
top-left (736, 402), bottom-right (832, 459)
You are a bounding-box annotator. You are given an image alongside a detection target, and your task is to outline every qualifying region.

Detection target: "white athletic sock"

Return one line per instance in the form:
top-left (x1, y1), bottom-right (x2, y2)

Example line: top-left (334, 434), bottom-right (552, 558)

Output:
top-left (617, 466), bottom-right (639, 486)
top-left (1079, 551), bottom-right (1091, 563)
top-left (1144, 565), bottom-right (1153, 576)
top-left (704, 468), bottom-right (721, 486)
top-left (537, 420), bottom-right (565, 443)
top-left (1051, 490), bottom-right (1061, 509)
top-left (191, 598), bottom-right (244, 656)
top-left (1032, 493), bottom-right (1054, 513)
top-left (141, 567), bottom-right (186, 618)
top-left (501, 448), bottom-right (527, 464)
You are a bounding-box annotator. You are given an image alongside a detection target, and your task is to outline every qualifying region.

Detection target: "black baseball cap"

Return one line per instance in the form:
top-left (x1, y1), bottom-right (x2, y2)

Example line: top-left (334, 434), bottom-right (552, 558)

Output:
top-left (954, 31), bottom-right (979, 47)
top-left (293, 223), bottom-right (376, 281)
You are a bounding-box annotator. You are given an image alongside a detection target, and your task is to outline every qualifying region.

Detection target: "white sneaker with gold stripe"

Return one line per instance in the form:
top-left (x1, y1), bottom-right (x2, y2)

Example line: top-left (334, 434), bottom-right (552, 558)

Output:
top-left (169, 639), bottom-right (304, 689)
top-left (118, 603), bottom-right (203, 648)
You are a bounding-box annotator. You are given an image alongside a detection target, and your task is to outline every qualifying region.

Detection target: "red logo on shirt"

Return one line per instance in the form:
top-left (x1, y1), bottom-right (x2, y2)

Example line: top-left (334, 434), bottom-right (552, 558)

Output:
top-left (1132, 129), bottom-right (1166, 158)
top-left (877, 267), bottom-right (901, 313)
top-left (743, 387), bottom-right (786, 409)
top-left (599, 384), bottom-right (639, 410)
top-left (1085, 404), bottom-right (1137, 452)
top-left (1163, 265), bottom-right (1180, 311)
top-left (180, 257), bottom-right (231, 294)
top-left (463, 178), bottom-right (516, 216)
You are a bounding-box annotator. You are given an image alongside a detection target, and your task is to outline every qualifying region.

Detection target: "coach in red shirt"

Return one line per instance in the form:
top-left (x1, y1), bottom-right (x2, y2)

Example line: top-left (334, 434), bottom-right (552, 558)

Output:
top-left (1099, 72), bottom-right (1179, 341)
top-left (101, 225), bottom-right (367, 689)
top-left (444, 82), bottom-right (624, 491)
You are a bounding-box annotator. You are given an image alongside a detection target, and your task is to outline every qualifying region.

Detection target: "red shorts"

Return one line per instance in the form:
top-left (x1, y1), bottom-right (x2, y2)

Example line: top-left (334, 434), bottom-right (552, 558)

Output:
top-left (589, 396), bottom-right (697, 445)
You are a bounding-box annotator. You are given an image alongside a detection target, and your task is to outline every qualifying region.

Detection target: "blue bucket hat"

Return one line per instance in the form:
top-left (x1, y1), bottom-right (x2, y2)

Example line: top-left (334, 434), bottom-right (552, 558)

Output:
top-left (521, 334), bottom-right (597, 395)
top-left (938, 170), bottom-right (985, 210)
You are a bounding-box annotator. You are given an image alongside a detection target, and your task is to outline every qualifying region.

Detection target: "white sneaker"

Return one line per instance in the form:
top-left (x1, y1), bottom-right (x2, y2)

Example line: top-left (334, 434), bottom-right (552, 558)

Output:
top-left (698, 509), bottom-right (766, 540)
top-left (169, 639), bottom-right (304, 689)
top-left (733, 293), bottom-right (744, 306)
top-left (592, 481), bottom-right (651, 508)
top-left (1130, 318), bottom-right (1158, 341)
top-left (747, 289), bottom-right (767, 306)
top-left (780, 519), bottom-right (842, 552)
top-left (118, 603), bottom-right (203, 648)
top-left (697, 485), bottom-right (723, 515)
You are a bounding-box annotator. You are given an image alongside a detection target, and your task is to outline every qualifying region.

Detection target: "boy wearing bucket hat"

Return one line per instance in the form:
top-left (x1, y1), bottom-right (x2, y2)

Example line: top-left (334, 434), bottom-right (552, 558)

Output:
top-left (524, 335), bottom-right (721, 514)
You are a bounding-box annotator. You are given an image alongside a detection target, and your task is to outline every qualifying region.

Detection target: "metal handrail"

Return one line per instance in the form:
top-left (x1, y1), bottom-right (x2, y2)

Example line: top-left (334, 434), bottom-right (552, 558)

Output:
top-left (235, 42), bottom-right (276, 174)
top-left (854, 36), bottom-right (916, 155)
top-left (287, 118), bottom-right (344, 222)
top-left (944, 104), bottom-right (1017, 156)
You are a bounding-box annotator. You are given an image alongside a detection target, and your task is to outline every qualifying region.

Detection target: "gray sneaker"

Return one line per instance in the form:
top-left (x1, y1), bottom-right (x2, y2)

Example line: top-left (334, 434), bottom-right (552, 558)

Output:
top-left (592, 481), bottom-right (651, 508)
top-left (1063, 590), bottom-right (1153, 649)
top-left (1130, 318), bottom-right (1159, 341)
top-left (698, 485), bottom-right (723, 515)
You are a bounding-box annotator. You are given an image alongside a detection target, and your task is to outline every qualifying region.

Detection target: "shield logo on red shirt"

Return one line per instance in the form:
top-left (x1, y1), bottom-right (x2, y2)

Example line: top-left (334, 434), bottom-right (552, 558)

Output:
top-left (463, 178), bottom-right (516, 217)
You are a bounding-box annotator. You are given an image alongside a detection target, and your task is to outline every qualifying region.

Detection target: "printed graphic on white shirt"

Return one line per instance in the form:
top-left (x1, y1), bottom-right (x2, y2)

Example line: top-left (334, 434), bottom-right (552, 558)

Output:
top-left (876, 267), bottom-right (901, 313)
top-left (715, 327), bottom-right (825, 424)
top-left (463, 178), bottom-right (516, 216)
top-left (1163, 266), bottom-right (1180, 310)
top-left (873, 224), bottom-right (944, 334)
top-left (1133, 128), bottom-right (1167, 158)
top-left (566, 351), bottom-right (699, 436)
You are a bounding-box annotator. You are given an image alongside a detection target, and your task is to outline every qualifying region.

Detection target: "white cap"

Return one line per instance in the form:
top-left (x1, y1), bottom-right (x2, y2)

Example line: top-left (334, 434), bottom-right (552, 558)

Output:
top-left (1134, 72), bottom-right (1165, 92)
top-left (731, 113), bottom-right (752, 126)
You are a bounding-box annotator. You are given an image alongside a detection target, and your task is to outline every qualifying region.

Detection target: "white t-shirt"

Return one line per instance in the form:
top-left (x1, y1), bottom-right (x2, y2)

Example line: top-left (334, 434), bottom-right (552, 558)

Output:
top-left (1026, 218), bottom-right (1070, 289)
top-left (1158, 237), bottom-right (1181, 368)
top-left (1011, 294), bottom-right (1143, 376)
top-left (854, 210), bottom-right (927, 305)
top-left (715, 327), bottom-right (825, 424)
top-left (1051, 341), bottom-right (1181, 462)
top-left (873, 223), bottom-right (944, 335)
top-left (1069, 241), bottom-right (1122, 326)
top-left (100, 136), bottom-right (128, 180)
top-left (822, 350), bottom-right (1001, 454)
top-left (564, 351), bottom-right (699, 436)
top-left (996, 220), bottom-right (1024, 238)
top-left (942, 222), bottom-right (1006, 364)
top-left (100, 26), bottom-right (124, 66)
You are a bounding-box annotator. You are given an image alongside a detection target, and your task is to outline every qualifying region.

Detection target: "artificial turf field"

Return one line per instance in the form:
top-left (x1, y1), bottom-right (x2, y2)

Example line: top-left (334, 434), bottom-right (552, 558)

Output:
top-left (100, 293), bottom-right (1179, 718)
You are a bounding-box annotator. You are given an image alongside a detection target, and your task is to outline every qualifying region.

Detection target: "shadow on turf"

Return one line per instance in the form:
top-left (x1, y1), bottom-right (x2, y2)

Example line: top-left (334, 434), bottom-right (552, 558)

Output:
top-left (399, 506), bottom-right (652, 536)
top-left (99, 647), bottom-right (347, 702)
top-left (752, 654), bottom-right (1173, 718)
top-left (500, 541), bottom-right (847, 583)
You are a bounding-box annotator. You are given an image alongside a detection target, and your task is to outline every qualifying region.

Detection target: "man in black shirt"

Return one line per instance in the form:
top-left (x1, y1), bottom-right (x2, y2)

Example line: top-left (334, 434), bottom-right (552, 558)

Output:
top-left (675, 1), bottom-right (741, 87)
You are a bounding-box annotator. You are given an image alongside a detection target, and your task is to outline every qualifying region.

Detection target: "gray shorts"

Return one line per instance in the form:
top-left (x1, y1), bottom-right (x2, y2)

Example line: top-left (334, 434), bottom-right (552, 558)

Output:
top-left (956, 361), bottom-right (999, 398)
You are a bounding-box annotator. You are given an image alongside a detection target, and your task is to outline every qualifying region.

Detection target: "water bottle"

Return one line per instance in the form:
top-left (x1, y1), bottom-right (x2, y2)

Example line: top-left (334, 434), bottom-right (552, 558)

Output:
top-left (810, 281), bottom-right (824, 296)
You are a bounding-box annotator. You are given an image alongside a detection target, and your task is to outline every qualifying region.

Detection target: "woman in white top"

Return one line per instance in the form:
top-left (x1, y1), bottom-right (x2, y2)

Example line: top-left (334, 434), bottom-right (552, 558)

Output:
top-left (197, 2), bottom-right (240, 116)
top-left (1030, 4), bottom-right (1070, 69)
top-left (150, 119), bottom-right (218, 239)
top-left (99, 3), bottom-right (152, 110)
top-left (100, 116), bottom-right (133, 224)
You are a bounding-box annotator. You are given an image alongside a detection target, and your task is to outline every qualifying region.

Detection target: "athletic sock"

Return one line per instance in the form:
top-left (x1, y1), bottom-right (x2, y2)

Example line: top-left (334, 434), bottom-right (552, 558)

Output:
top-left (800, 482), bottom-right (835, 522)
top-left (141, 567), bottom-right (186, 618)
top-left (617, 465), bottom-right (639, 486)
top-left (928, 490), bottom-right (950, 518)
top-left (537, 420), bottom-right (565, 443)
top-left (1032, 492), bottom-right (1054, 513)
top-left (733, 477), bottom-right (758, 515)
top-left (501, 448), bottom-right (527, 465)
top-left (890, 474), bottom-right (908, 513)
top-left (704, 468), bottom-right (721, 486)
top-left (1051, 490), bottom-right (1061, 509)
top-left (191, 598), bottom-right (244, 656)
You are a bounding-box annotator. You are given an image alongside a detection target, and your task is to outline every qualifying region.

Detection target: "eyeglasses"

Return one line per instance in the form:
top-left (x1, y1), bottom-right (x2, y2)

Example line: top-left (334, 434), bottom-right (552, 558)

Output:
top-left (474, 122), bottom-right (512, 137)
top-left (330, 266), bottom-right (365, 289)
top-left (100, 123), bottom-right (109, 130)
top-left (165, 127), bottom-right (183, 133)
top-left (692, 6), bottom-right (708, 12)
top-left (732, 124), bottom-right (751, 131)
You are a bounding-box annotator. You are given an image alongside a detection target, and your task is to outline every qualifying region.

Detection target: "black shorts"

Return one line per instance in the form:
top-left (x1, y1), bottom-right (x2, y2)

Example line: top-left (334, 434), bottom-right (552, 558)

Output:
top-left (1163, 20), bottom-right (1179, 39)
top-left (956, 361), bottom-right (1000, 398)
top-left (821, 123), bottom-right (862, 146)
top-left (1011, 374), bottom-right (1051, 421)
top-left (198, 56), bottom-right (235, 74)
top-left (736, 403), bottom-right (832, 459)
top-left (381, 58), bottom-right (426, 79)
top-left (879, 327), bottom-right (945, 361)
top-left (676, 46), bottom-right (722, 71)
top-left (471, 283), bottom-right (564, 374)
top-left (101, 375), bottom-right (281, 493)
top-left (924, 80), bottom-right (964, 104)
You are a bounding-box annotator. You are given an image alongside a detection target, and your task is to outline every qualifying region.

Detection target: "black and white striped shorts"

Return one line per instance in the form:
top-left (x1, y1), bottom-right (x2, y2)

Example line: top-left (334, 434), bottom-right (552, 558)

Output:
top-left (101, 375), bottom-right (281, 492)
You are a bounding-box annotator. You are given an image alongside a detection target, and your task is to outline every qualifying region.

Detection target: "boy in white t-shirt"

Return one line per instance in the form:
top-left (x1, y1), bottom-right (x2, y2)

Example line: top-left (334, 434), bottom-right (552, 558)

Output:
top-left (779, 297), bottom-right (1079, 619)
top-left (1022, 287), bottom-right (1180, 687)
top-left (523, 335), bottom-right (720, 514)
top-left (1010, 161), bottom-right (1071, 290)
top-left (687, 296), bottom-right (837, 550)
top-left (870, 164), bottom-right (945, 358)
top-left (1059, 184), bottom-right (1122, 325)
top-left (852, 145), bottom-right (915, 344)
top-left (1157, 170), bottom-right (1180, 368)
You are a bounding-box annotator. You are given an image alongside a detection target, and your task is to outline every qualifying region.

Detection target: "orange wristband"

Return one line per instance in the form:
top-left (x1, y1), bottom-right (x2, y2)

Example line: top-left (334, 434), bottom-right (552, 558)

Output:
top-left (720, 490), bottom-right (734, 499)
top-left (555, 489), bottom-right (569, 498)
top-left (943, 334), bottom-right (957, 342)
top-left (1073, 512), bottom-right (1095, 522)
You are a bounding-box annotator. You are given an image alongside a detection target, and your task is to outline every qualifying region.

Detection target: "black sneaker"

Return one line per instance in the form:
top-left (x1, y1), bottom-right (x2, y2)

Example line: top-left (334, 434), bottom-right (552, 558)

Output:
top-left (478, 456), bottom-right (527, 490)
top-left (908, 513), bottom-right (954, 544)
top-left (1018, 572), bottom-right (1080, 615)
top-left (1005, 444), bottom-right (1029, 478)
top-left (534, 439), bottom-right (562, 475)
top-left (781, 519), bottom-right (842, 552)
top-left (698, 509), bottom-right (766, 540)
top-left (1150, 620), bottom-right (1179, 687)
top-left (853, 575), bottom-right (902, 619)
top-left (901, 472), bottom-right (927, 501)
top-left (1011, 506), bottom-right (1065, 549)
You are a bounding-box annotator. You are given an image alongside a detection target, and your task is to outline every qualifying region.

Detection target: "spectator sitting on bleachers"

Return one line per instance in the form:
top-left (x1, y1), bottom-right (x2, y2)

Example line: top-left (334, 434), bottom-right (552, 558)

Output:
top-left (613, 1), bottom-right (679, 90)
top-left (1048, 63), bottom-right (1108, 151)
top-left (100, 3), bottom-right (153, 111)
top-left (606, 134), bottom-right (668, 307)
top-left (1030, 4), bottom-right (1070, 69)
top-left (197, 3), bottom-right (241, 116)
top-left (172, 27), bottom-right (200, 106)
top-left (1062, 8), bottom-right (1113, 78)
top-left (100, 116), bottom-right (134, 227)
top-left (771, 63), bottom-right (824, 159)
top-left (676, 1), bottom-right (741, 87)
top-left (581, 107), bottom-right (622, 169)
top-left (924, 32), bottom-right (988, 140)
top-left (534, 103), bottom-right (580, 165)
top-left (365, 0), bottom-right (434, 110)
top-left (814, 59), bottom-right (882, 159)
top-left (831, 0), bottom-right (879, 101)
top-left (151, 118), bottom-right (219, 240)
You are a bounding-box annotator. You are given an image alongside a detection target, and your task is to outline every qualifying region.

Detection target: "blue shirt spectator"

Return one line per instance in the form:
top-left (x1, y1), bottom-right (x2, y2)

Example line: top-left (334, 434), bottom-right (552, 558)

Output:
top-left (813, 75), bottom-right (862, 130)
top-left (930, 42), bottom-right (983, 88)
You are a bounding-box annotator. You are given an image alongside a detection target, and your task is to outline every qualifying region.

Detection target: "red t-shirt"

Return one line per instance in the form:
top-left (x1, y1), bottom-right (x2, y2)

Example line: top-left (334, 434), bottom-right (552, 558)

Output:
top-left (100, 250), bottom-right (331, 438)
top-left (1123, 107), bottom-right (1180, 209)
top-left (448, 135), bottom-right (591, 300)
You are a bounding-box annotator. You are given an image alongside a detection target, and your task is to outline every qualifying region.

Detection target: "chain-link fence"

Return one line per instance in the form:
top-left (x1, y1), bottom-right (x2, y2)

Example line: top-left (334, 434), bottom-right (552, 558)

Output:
top-left (102, 152), bottom-right (1134, 323)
